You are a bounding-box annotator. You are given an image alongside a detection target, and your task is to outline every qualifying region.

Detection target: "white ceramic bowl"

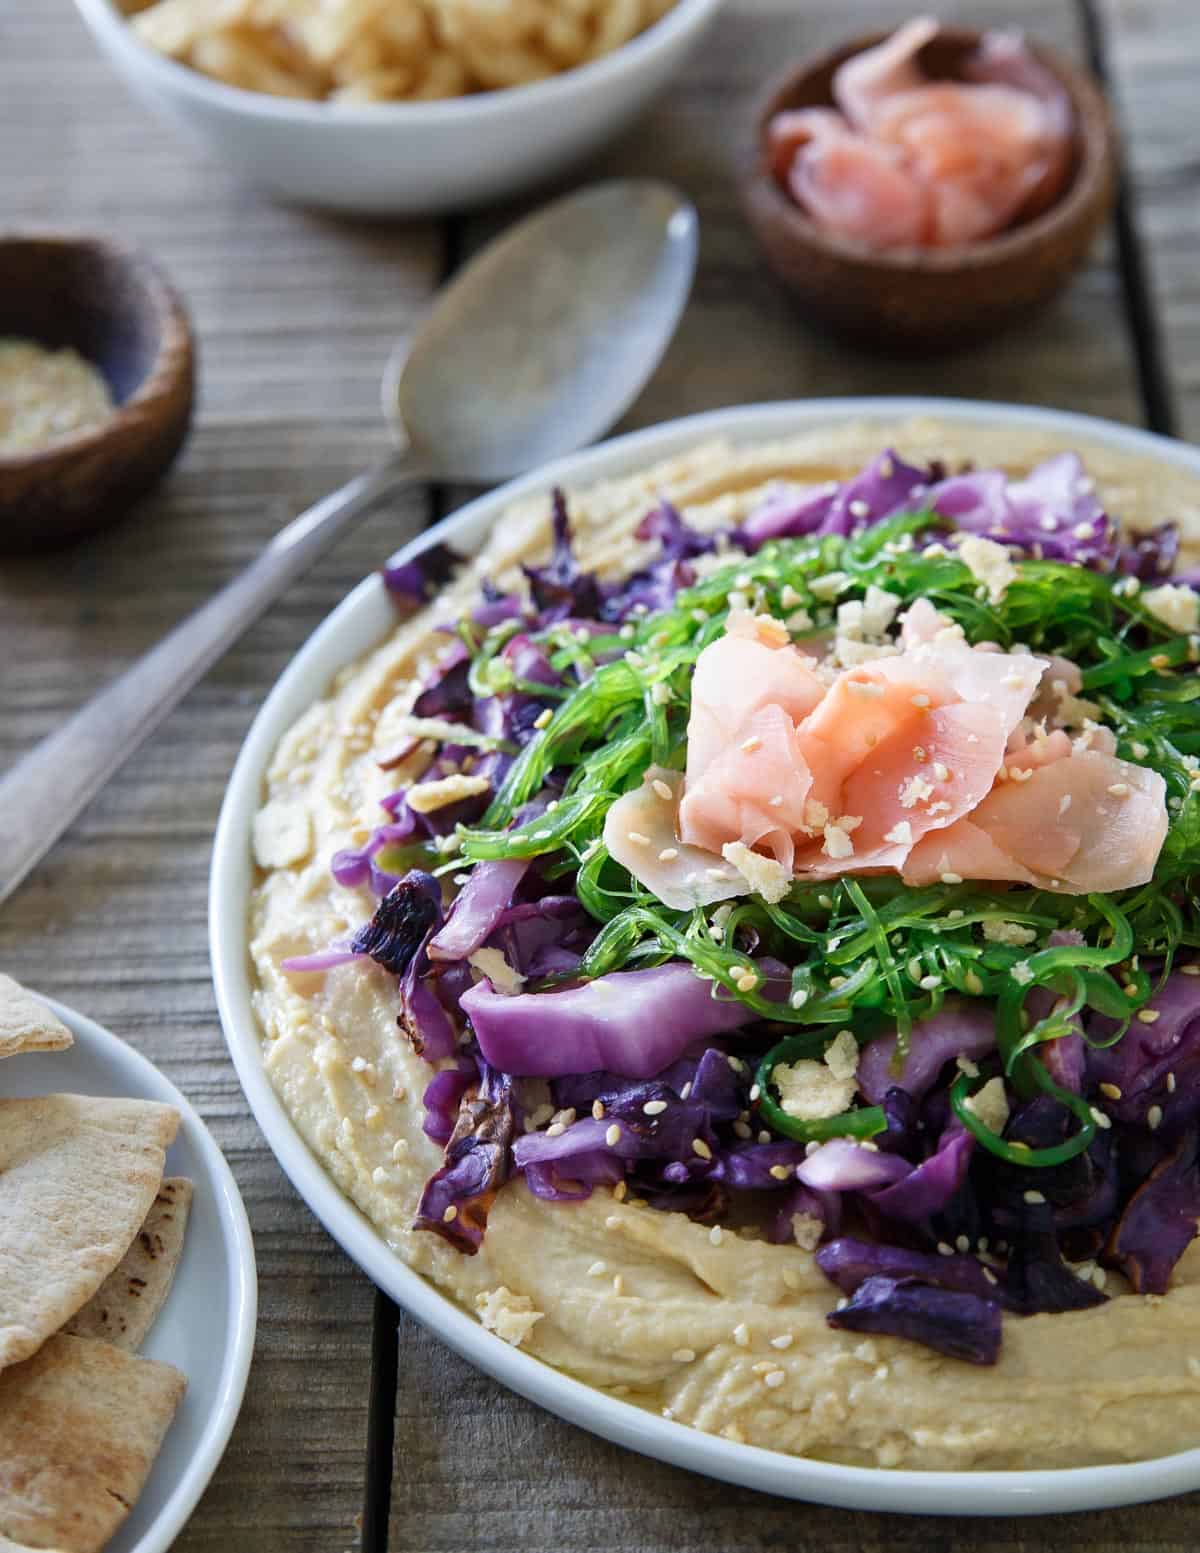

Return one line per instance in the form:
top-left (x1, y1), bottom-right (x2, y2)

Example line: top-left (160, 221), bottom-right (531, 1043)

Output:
top-left (211, 398), bottom-right (1200, 1513)
top-left (72, 0), bottom-right (723, 214)
top-left (8, 996), bottom-right (257, 1552)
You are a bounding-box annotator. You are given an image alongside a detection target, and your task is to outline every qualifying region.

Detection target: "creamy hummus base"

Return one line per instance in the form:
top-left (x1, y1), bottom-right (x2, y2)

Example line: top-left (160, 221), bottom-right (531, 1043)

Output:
top-left (250, 418), bottom-right (1200, 1470)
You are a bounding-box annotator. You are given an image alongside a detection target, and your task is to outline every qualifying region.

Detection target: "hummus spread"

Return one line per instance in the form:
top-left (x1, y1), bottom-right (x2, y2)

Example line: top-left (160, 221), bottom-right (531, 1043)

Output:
top-left (250, 418), bottom-right (1200, 1470)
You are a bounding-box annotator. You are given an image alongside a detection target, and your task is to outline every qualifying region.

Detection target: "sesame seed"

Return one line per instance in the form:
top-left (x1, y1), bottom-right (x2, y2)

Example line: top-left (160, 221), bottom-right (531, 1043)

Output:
top-left (933, 762), bottom-right (950, 781)
top-left (919, 974), bottom-right (942, 990)
top-left (533, 707), bottom-right (553, 729)
top-left (940, 873), bottom-right (963, 885)
top-left (748, 1083), bottom-right (761, 1102)
top-left (733, 1120), bottom-right (753, 1140)
top-left (1099, 1082), bottom-right (1123, 1100)
top-left (658, 847), bottom-right (680, 862)
top-left (587, 1260), bottom-right (607, 1277)
top-left (1092, 1267), bottom-right (1107, 1290)
top-left (763, 1370), bottom-right (786, 1389)
top-left (955, 1235), bottom-right (970, 1253)
top-left (849, 499), bottom-right (870, 519)
top-left (771, 1334), bottom-right (794, 1350)
top-left (651, 681), bottom-right (672, 705)
top-left (692, 1137), bottom-right (713, 1160)
top-left (1090, 1106), bottom-right (1112, 1130)
top-left (1108, 782), bottom-right (1131, 798)
top-left (760, 1130), bottom-right (773, 1145)
top-left (1137, 1008), bottom-right (1161, 1024)
top-left (612, 1181), bottom-right (628, 1202)
top-left (1183, 964), bottom-right (1200, 976)
top-left (546, 1122), bottom-right (566, 1137)
top-left (733, 1323), bottom-right (750, 1347)
top-left (769, 1164), bottom-right (791, 1181)
top-left (910, 694), bottom-right (931, 709)
top-left (1151, 653), bottom-right (1172, 670)
top-left (706, 867), bottom-right (732, 881)
top-left (592, 1099), bottom-right (606, 1120)
top-left (790, 989), bottom-right (809, 1009)
top-left (626, 830), bottom-right (650, 846)
top-left (937, 1241), bottom-right (954, 1257)
top-left (651, 778), bottom-right (674, 801)
top-left (848, 679), bottom-right (885, 698)
top-left (442, 1205), bottom-right (458, 1223)
top-left (643, 1100), bottom-right (668, 1116)
top-left (736, 971), bottom-right (757, 993)
top-left (1023, 1189), bottom-right (1046, 1205)
top-left (742, 736), bottom-right (762, 753)
top-left (1168, 1072), bottom-right (1177, 1093)
top-left (672, 1347), bottom-right (696, 1363)
top-left (709, 1225), bottom-right (724, 1247)
top-left (605, 1124), bottom-right (622, 1147)
top-left (613, 1274), bottom-right (626, 1295)
top-left (1148, 1104), bottom-right (1163, 1130)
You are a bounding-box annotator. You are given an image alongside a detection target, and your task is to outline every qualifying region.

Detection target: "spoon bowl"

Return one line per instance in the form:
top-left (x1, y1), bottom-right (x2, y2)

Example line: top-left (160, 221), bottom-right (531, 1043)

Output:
top-left (0, 180), bottom-right (699, 904)
top-left (386, 182), bottom-right (697, 480)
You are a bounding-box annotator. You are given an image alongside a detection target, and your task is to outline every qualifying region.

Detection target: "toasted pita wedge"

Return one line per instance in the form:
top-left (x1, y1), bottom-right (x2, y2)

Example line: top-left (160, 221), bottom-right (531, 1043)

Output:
top-left (0, 975), bottom-right (73, 1060)
top-left (0, 1333), bottom-right (185, 1553)
top-left (64, 1177), bottom-right (193, 1351)
top-left (0, 1095), bottom-right (179, 1371)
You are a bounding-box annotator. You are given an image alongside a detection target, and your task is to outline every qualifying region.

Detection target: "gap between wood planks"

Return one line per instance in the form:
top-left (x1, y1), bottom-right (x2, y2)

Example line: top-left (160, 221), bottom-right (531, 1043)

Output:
top-left (356, 5), bottom-right (1180, 1538)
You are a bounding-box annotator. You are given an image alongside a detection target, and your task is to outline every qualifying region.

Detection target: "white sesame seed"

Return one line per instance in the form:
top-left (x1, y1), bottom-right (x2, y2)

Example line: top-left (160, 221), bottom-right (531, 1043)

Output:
top-left (533, 707), bottom-right (553, 730)
top-left (1090, 1106), bottom-right (1112, 1130)
top-left (1168, 1072), bottom-right (1177, 1093)
top-left (955, 1235), bottom-right (970, 1254)
top-left (672, 1347), bottom-right (696, 1363)
top-left (789, 989), bottom-right (808, 1009)
top-left (919, 974), bottom-right (943, 990)
top-left (1092, 1267), bottom-right (1108, 1290)
top-left (1108, 782), bottom-right (1131, 798)
top-left (643, 1100), bottom-right (668, 1116)
top-left (742, 736), bottom-right (762, 754)
top-left (692, 1137), bottom-right (713, 1160)
top-left (763, 1370), bottom-right (786, 1389)
top-left (613, 1274), bottom-right (626, 1295)
top-left (748, 1083), bottom-right (761, 1103)
top-left (910, 694), bottom-right (931, 709)
top-left (771, 1334), bottom-right (794, 1350)
top-left (940, 873), bottom-right (963, 885)
top-left (587, 1260), bottom-right (607, 1277)
top-left (769, 1164), bottom-right (792, 1181)
top-left (442, 1205), bottom-right (458, 1223)
top-left (709, 1224), bottom-right (724, 1247)
top-left (546, 1122), bottom-right (566, 1137)
top-left (937, 1241), bottom-right (954, 1257)
top-left (605, 1124), bottom-right (622, 1147)
top-left (1099, 1082), bottom-right (1123, 1100)
top-left (1137, 1008), bottom-right (1161, 1024)
top-left (1023, 1189), bottom-right (1046, 1205)
top-left (592, 1099), bottom-right (606, 1120)
top-left (736, 971), bottom-right (757, 993)
top-left (626, 830), bottom-right (650, 846)
top-left (658, 847), bottom-right (680, 862)
top-left (1148, 1105), bottom-right (1164, 1131)
top-left (733, 1323), bottom-right (750, 1347)
top-left (651, 778), bottom-right (674, 801)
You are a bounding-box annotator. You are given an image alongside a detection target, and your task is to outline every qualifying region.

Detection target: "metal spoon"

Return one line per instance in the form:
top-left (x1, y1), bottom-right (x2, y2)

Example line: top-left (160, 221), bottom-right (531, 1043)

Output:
top-left (0, 180), bottom-right (698, 905)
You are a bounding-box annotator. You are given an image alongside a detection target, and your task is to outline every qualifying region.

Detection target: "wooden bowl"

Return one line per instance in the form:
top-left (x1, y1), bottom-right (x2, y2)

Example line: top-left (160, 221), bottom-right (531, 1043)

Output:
top-left (738, 28), bottom-right (1116, 351)
top-left (0, 233), bottom-right (194, 553)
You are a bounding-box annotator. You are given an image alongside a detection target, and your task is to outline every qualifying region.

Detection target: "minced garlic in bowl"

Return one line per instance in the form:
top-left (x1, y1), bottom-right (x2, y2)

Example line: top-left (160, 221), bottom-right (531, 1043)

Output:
top-left (0, 339), bottom-right (114, 456)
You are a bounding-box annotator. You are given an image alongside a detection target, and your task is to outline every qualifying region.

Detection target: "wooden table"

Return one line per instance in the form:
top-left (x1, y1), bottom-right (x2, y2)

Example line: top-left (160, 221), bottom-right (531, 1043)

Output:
top-left (1, 1), bottom-right (1197, 1547)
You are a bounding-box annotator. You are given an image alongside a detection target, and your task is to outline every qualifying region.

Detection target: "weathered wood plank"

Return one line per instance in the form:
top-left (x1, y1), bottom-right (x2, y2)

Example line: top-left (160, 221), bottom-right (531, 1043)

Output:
top-left (1102, 0), bottom-right (1200, 438)
top-left (0, 2), bottom-right (441, 1546)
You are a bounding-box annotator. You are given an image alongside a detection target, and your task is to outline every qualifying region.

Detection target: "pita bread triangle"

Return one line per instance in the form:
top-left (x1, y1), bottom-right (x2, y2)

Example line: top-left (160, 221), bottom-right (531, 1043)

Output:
top-left (0, 1332), bottom-right (185, 1553)
top-left (0, 975), bottom-right (72, 1060)
top-left (0, 1094), bottom-right (178, 1371)
top-left (64, 1177), bottom-right (193, 1351)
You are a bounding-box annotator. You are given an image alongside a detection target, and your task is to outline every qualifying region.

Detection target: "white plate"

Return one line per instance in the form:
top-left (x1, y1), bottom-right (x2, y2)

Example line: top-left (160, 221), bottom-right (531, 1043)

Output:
top-left (211, 397), bottom-right (1200, 1515)
top-left (3, 997), bottom-right (257, 1552)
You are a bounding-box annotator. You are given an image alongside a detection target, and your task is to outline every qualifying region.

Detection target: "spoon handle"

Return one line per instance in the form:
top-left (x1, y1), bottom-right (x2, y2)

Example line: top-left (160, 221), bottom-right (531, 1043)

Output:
top-left (0, 452), bottom-right (417, 906)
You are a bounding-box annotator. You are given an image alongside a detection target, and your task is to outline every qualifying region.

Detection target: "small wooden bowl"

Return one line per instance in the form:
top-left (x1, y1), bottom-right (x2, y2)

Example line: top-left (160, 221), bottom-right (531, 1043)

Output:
top-left (739, 28), bottom-right (1116, 351)
top-left (0, 233), bottom-right (194, 552)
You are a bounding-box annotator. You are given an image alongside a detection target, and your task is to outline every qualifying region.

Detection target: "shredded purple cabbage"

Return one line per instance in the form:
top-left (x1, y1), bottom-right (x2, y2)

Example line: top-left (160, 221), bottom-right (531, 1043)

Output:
top-left (283, 457), bottom-right (1200, 1367)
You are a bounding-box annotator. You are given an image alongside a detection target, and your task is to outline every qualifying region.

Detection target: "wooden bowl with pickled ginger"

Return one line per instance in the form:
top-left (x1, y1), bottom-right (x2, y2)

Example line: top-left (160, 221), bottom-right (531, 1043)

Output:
top-left (738, 24), bottom-right (1116, 350)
